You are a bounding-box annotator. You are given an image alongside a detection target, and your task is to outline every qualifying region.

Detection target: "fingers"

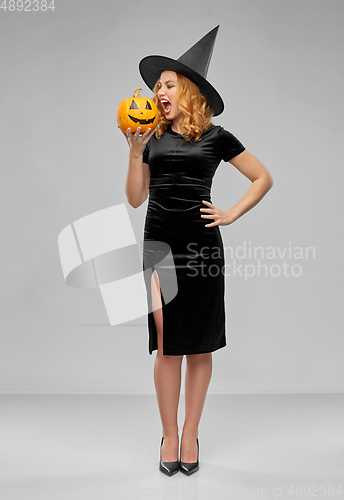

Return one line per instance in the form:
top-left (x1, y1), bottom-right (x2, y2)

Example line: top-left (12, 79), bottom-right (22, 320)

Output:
top-left (126, 127), bottom-right (140, 141)
top-left (126, 126), bottom-right (156, 142)
top-left (123, 128), bottom-right (131, 145)
top-left (124, 126), bottom-right (156, 154)
top-left (143, 127), bottom-right (157, 140)
top-left (134, 126), bottom-right (154, 140)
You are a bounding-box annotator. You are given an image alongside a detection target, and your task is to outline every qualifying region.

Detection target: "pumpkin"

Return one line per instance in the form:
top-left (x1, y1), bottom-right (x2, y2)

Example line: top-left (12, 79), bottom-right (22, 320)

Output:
top-left (117, 88), bottom-right (159, 134)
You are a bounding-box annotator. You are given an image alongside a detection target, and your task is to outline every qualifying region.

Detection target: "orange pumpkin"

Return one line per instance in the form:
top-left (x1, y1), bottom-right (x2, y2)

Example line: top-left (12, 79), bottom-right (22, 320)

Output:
top-left (117, 88), bottom-right (159, 134)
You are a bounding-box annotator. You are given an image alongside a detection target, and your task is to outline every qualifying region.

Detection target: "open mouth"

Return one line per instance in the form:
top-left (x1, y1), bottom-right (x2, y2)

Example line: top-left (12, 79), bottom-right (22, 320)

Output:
top-left (128, 115), bottom-right (157, 125)
top-left (161, 99), bottom-right (172, 115)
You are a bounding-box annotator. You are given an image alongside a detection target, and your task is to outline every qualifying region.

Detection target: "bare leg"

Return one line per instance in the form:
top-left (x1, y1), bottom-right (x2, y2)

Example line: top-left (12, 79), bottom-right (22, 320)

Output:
top-left (180, 352), bottom-right (212, 462)
top-left (151, 270), bottom-right (183, 462)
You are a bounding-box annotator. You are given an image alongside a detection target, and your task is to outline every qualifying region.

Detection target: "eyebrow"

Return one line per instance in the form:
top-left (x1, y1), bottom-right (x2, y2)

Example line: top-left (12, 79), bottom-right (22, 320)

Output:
top-left (158, 79), bottom-right (176, 85)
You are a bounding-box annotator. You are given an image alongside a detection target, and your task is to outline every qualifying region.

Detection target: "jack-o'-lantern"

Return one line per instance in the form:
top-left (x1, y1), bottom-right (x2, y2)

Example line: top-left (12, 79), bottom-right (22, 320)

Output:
top-left (117, 88), bottom-right (159, 134)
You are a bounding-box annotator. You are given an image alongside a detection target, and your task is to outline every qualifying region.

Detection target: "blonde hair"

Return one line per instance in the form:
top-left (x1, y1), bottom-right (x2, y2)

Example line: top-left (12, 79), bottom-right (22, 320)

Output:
top-left (153, 73), bottom-right (213, 142)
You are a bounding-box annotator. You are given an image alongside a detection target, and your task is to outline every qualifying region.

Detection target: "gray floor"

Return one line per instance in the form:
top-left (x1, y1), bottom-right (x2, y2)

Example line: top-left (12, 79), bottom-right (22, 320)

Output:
top-left (0, 394), bottom-right (343, 499)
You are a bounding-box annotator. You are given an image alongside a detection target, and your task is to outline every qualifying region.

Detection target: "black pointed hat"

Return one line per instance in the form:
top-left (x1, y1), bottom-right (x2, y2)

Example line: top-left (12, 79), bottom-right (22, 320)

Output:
top-left (139, 26), bottom-right (224, 116)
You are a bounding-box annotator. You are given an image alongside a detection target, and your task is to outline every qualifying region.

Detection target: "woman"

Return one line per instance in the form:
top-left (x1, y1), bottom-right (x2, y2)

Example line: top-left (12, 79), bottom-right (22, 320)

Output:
top-left (122, 27), bottom-right (273, 476)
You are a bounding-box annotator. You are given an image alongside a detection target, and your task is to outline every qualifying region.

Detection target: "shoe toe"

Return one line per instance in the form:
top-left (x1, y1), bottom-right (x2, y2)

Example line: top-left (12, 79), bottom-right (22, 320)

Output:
top-left (179, 461), bottom-right (199, 475)
top-left (160, 460), bottom-right (179, 476)
top-left (159, 437), bottom-right (179, 476)
top-left (179, 437), bottom-right (199, 475)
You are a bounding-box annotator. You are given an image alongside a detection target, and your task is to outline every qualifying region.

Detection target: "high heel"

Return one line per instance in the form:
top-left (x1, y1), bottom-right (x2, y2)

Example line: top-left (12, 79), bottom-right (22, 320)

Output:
top-left (179, 437), bottom-right (199, 475)
top-left (159, 437), bottom-right (179, 476)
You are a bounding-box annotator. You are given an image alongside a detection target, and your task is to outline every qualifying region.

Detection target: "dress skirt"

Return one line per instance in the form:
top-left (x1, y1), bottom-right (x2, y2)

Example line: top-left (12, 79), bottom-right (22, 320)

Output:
top-left (143, 194), bottom-right (226, 356)
top-left (141, 124), bottom-right (246, 355)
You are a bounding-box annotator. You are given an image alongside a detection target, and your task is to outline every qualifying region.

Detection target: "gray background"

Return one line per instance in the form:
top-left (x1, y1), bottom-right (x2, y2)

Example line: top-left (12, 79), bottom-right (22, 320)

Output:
top-left (1, 0), bottom-right (343, 394)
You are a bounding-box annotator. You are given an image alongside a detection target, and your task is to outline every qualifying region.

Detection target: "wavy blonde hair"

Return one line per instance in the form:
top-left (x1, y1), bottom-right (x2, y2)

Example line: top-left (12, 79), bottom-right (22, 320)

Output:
top-left (153, 72), bottom-right (213, 142)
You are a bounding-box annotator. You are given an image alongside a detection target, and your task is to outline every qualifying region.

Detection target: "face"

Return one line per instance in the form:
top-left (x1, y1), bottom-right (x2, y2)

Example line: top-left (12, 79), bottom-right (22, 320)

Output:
top-left (157, 70), bottom-right (183, 123)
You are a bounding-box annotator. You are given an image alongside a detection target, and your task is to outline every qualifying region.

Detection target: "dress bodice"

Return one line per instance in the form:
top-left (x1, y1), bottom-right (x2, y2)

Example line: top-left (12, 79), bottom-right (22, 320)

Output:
top-left (142, 124), bottom-right (245, 211)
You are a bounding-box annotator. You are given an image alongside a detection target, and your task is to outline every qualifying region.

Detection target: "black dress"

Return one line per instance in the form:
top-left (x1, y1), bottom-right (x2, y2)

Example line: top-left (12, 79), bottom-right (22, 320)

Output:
top-left (142, 124), bottom-right (245, 355)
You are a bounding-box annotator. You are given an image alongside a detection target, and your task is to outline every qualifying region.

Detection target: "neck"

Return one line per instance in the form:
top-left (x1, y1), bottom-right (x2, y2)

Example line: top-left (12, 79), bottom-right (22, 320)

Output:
top-left (171, 116), bottom-right (182, 134)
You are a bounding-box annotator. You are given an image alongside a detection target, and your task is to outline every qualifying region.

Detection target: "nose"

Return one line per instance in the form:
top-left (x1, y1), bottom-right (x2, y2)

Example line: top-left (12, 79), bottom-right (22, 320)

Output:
top-left (157, 87), bottom-right (165, 99)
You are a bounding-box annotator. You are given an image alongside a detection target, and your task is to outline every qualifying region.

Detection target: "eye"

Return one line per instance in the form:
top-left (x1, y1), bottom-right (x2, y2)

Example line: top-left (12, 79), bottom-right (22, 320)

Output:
top-left (129, 100), bottom-right (139, 109)
top-left (145, 101), bottom-right (152, 110)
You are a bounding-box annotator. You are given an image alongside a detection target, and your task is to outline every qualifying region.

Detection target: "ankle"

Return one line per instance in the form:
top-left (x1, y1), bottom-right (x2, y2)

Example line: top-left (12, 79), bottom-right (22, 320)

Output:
top-left (181, 427), bottom-right (198, 440)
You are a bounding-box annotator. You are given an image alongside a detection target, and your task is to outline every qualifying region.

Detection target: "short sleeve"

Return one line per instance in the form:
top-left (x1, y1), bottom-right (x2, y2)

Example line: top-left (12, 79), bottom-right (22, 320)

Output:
top-left (142, 142), bottom-right (150, 165)
top-left (217, 126), bottom-right (246, 162)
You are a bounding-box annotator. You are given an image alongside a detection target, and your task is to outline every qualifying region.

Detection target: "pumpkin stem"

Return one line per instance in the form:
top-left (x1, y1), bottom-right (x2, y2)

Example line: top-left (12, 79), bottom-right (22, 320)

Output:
top-left (133, 88), bottom-right (142, 98)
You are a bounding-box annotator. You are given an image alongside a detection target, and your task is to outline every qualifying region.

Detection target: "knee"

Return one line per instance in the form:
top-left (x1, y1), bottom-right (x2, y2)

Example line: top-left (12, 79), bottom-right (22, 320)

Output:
top-left (157, 351), bottom-right (183, 363)
top-left (186, 352), bottom-right (212, 366)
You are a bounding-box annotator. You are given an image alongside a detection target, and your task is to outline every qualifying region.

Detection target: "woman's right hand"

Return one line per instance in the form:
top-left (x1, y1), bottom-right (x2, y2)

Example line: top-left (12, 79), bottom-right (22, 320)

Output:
top-left (118, 124), bottom-right (156, 158)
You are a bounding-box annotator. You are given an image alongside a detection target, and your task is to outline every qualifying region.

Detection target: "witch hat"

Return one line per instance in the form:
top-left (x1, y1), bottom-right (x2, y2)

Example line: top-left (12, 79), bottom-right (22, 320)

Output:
top-left (139, 26), bottom-right (224, 116)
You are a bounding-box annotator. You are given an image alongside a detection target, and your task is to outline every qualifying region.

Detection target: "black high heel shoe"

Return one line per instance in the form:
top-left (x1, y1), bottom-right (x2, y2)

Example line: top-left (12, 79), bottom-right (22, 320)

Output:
top-left (159, 437), bottom-right (180, 476)
top-left (179, 437), bottom-right (199, 475)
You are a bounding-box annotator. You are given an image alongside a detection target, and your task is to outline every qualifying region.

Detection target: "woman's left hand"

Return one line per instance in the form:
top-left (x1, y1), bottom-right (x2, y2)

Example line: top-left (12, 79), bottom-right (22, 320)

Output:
top-left (200, 200), bottom-right (233, 227)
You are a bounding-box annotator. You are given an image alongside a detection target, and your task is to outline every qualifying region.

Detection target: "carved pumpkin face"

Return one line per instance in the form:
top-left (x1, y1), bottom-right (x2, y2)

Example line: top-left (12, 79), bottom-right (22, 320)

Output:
top-left (117, 88), bottom-right (159, 134)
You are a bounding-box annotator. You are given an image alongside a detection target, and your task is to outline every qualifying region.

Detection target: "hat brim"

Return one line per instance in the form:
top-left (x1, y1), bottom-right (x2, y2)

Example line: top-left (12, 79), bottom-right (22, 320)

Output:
top-left (139, 55), bottom-right (224, 117)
